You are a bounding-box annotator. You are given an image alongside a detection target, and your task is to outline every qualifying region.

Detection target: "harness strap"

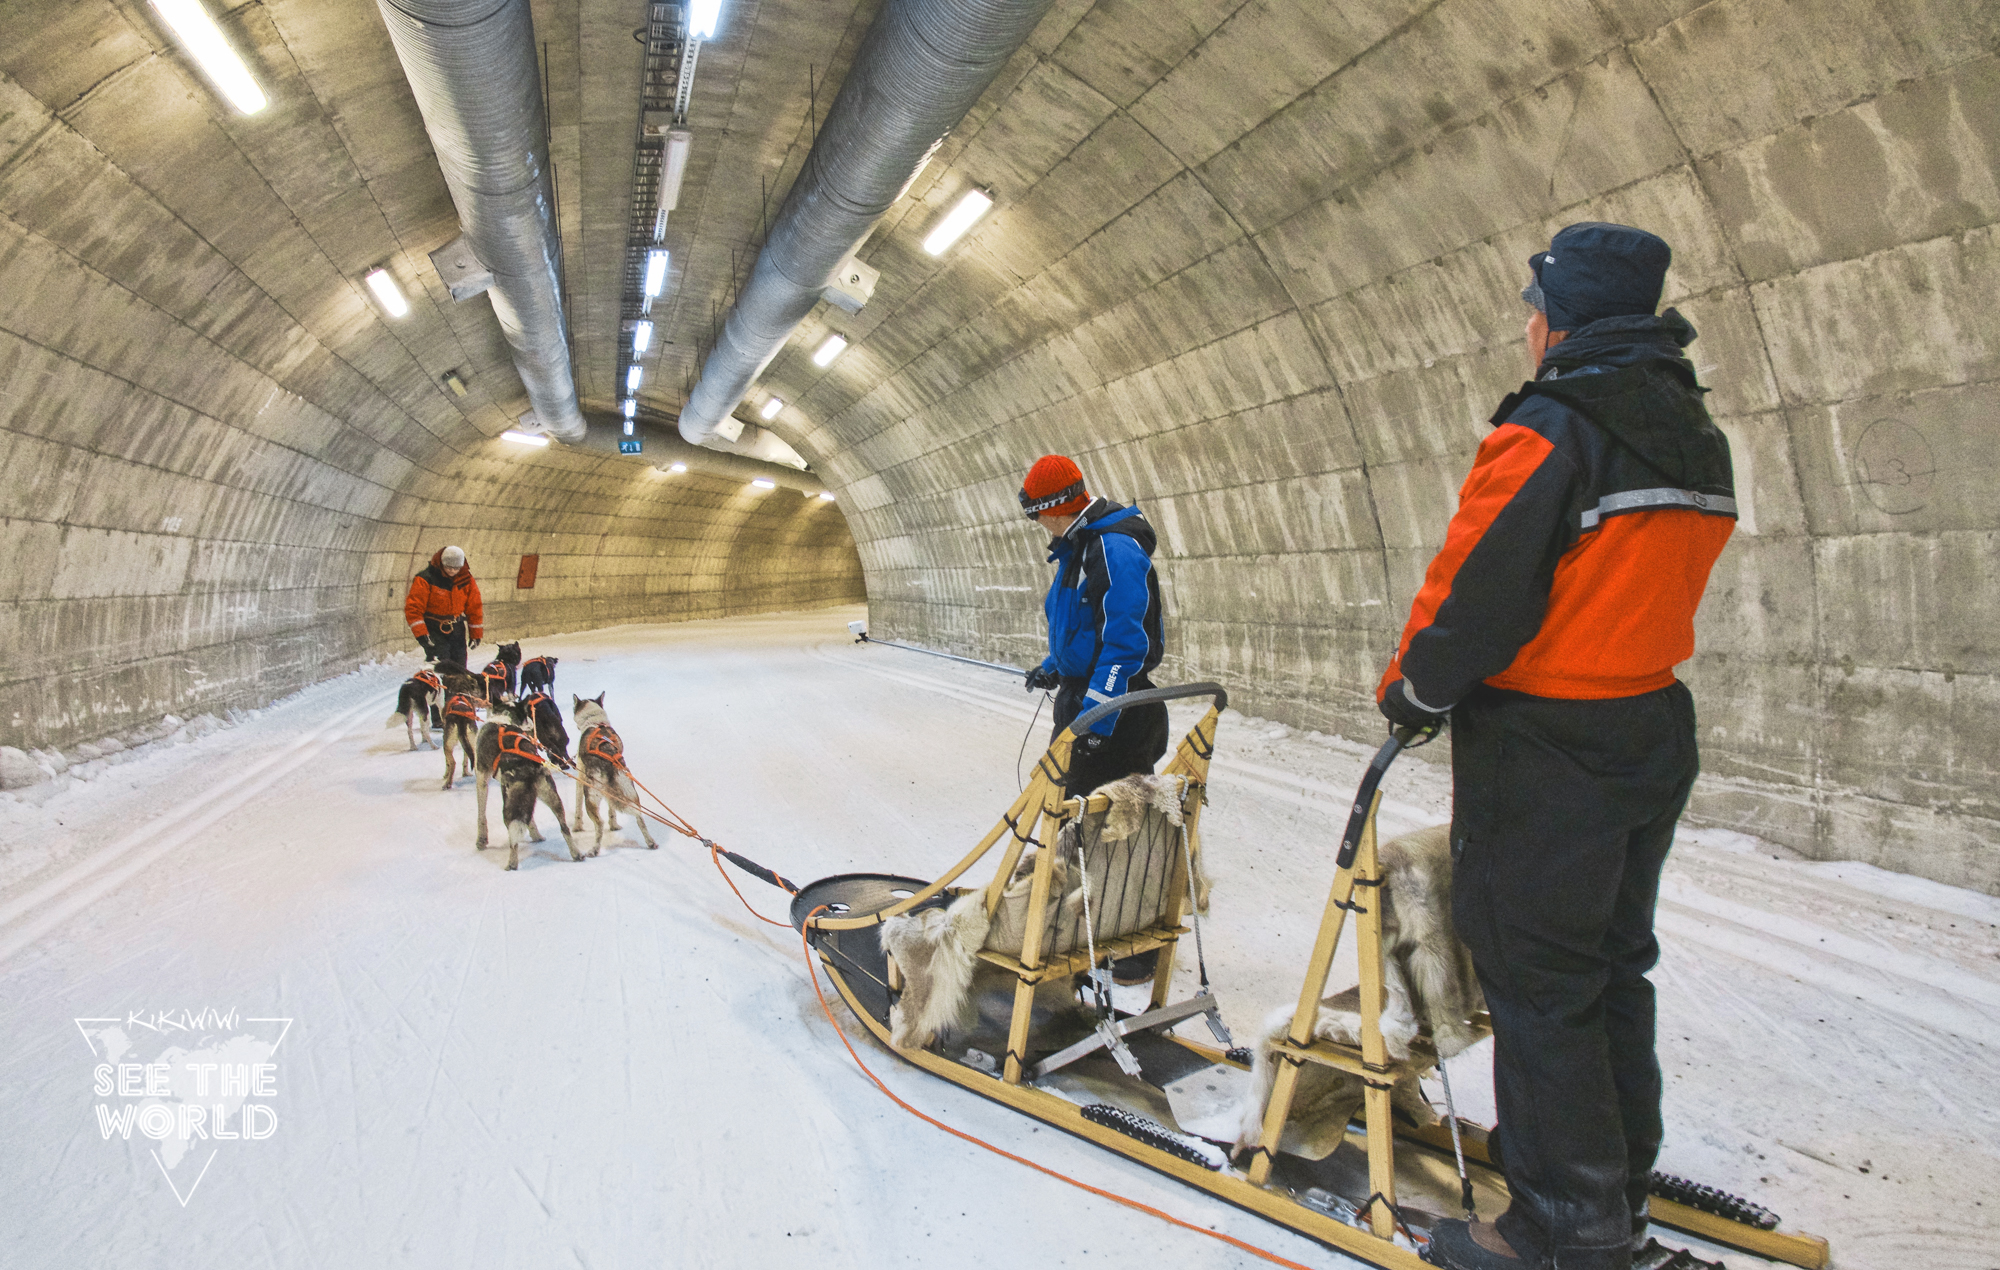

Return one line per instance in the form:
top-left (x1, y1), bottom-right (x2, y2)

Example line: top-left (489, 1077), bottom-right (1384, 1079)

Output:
top-left (580, 724), bottom-right (623, 765)
top-left (413, 669), bottom-right (442, 694)
top-left (496, 725), bottom-right (547, 765)
top-left (445, 694), bottom-right (482, 723)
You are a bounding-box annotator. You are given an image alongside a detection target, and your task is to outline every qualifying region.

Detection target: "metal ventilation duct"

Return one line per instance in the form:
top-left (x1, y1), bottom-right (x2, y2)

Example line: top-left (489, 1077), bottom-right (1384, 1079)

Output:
top-left (677, 0), bottom-right (1054, 444)
top-left (378, 0), bottom-right (586, 442)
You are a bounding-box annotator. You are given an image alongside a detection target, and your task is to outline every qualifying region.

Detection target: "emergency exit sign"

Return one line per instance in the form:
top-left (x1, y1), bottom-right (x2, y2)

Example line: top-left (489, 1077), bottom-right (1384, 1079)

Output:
top-left (619, 438), bottom-right (642, 454)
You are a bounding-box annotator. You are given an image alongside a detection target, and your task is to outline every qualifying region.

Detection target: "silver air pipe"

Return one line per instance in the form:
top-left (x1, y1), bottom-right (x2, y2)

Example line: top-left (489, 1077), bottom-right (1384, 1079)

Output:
top-left (677, 0), bottom-right (1053, 444)
top-left (378, 0), bottom-right (586, 442)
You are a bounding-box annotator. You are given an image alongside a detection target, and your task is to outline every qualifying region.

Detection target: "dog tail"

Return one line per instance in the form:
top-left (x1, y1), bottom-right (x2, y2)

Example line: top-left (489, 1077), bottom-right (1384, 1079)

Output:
top-left (386, 711), bottom-right (405, 728)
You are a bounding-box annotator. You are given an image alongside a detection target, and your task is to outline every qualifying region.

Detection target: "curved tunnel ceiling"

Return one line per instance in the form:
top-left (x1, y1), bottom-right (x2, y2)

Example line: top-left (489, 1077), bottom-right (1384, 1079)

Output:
top-left (0, 0), bottom-right (1994, 890)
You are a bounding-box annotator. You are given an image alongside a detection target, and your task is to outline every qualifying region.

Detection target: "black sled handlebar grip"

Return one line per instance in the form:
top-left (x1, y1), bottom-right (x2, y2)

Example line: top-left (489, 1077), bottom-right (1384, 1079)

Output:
top-left (1334, 724), bottom-right (1435, 871)
top-left (1064, 682), bottom-right (1230, 739)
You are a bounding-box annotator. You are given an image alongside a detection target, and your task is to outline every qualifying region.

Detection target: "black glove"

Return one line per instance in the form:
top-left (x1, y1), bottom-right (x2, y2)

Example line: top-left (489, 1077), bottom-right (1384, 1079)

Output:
top-left (1378, 678), bottom-right (1449, 732)
top-left (1024, 664), bottom-right (1059, 693)
top-left (469, 636), bottom-right (481, 650)
top-left (1073, 730), bottom-right (1109, 756)
top-left (417, 636), bottom-right (436, 662)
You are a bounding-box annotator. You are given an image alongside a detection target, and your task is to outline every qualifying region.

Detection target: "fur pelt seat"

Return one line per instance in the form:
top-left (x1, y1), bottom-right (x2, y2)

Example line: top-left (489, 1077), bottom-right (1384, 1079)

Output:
top-left (879, 774), bottom-right (1193, 1050)
top-left (1232, 822), bottom-right (1484, 1159)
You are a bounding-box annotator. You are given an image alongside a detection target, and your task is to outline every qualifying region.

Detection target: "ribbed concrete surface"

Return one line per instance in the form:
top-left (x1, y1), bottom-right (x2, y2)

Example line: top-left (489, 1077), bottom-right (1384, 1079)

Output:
top-left (755, 0), bottom-right (2000, 890)
top-left (0, 0), bottom-right (862, 753)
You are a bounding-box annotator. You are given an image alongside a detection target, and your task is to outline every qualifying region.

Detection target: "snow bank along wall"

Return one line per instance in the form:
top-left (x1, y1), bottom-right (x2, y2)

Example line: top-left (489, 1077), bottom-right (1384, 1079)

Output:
top-left (747, 0), bottom-right (1999, 892)
top-left (0, 1), bottom-right (862, 755)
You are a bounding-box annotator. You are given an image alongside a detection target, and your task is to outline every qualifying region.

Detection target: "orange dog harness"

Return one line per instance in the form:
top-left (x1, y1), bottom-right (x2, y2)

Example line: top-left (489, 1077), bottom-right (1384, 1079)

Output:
top-left (580, 724), bottom-right (623, 766)
top-left (495, 725), bottom-right (548, 766)
top-left (445, 693), bottom-right (482, 724)
top-left (413, 669), bottom-right (443, 695)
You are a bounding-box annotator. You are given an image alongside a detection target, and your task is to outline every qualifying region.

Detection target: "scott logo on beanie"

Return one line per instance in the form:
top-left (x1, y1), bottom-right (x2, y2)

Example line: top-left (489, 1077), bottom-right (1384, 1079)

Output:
top-left (1522, 222), bottom-right (1671, 333)
top-left (1019, 454), bottom-right (1090, 520)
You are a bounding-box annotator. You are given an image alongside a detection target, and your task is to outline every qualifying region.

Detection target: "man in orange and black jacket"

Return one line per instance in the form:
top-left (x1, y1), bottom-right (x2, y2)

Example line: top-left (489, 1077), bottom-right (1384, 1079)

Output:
top-left (404, 545), bottom-right (484, 669)
top-left (1380, 224), bottom-right (1736, 1270)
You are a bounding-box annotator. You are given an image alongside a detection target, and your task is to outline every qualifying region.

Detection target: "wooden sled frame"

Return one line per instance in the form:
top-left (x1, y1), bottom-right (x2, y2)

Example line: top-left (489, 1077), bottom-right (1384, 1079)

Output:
top-left (802, 692), bottom-right (1831, 1270)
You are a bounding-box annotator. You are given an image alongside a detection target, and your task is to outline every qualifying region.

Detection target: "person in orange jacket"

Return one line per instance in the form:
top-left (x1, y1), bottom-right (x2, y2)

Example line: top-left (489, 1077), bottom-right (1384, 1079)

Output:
top-left (404, 546), bottom-right (483, 668)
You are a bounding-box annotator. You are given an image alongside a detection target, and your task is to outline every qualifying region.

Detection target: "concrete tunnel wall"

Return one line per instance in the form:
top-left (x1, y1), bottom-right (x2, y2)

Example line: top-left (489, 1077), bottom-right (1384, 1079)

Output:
top-left (752, 0), bottom-right (2000, 892)
top-left (0, 2), bottom-right (862, 756)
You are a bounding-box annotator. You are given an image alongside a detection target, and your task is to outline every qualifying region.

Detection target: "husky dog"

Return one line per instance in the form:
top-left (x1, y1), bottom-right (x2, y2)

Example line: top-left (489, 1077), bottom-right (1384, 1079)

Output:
top-left (518, 654), bottom-right (558, 696)
top-left (439, 691), bottom-right (484, 790)
top-left (473, 698), bottom-right (581, 871)
top-left (480, 641), bottom-right (521, 702)
top-left (572, 694), bottom-right (658, 855)
top-left (388, 668), bottom-right (445, 750)
top-left (521, 689), bottom-right (572, 766)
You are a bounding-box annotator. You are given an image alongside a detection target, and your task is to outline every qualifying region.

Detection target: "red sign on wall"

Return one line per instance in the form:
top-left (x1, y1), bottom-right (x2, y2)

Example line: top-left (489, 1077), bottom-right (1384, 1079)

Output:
top-left (517, 554), bottom-right (540, 589)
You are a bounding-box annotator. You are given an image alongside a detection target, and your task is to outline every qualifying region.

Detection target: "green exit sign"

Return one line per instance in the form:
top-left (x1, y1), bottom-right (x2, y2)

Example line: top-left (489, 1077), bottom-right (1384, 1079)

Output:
top-left (619, 439), bottom-right (642, 454)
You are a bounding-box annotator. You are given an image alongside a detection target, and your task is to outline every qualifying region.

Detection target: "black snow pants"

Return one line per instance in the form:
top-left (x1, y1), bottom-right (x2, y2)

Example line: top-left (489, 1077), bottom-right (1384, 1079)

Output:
top-left (424, 615), bottom-right (469, 670)
top-left (1448, 681), bottom-right (1698, 1270)
top-left (1051, 673), bottom-right (1169, 798)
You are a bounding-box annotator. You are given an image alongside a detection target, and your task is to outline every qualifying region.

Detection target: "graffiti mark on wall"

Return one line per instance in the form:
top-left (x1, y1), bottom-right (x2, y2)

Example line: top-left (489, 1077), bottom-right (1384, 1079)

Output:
top-left (1853, 418), bottom-right (1934, 515)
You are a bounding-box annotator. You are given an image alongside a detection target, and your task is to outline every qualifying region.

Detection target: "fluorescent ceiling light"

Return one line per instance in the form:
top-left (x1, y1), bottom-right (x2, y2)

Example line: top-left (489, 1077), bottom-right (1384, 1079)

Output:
top-left (668, 462), bottom-right (687, 473)
top-left (623, 420), bottom-right (634, 436)
top-left (811, 334), bottom-right (847, 367)
top-left (151, 0), bottom-right (267, 115)
top-left (643, 249), bottom-right (669, 297)
top-left (660, 130), bottom-right (692, 215)
top-left (622, 397), bottom-right (637, 418)
top-left (923, 187), bottom-right (994, 256)
top-left (759, 396), bottom-right (783, 420)
top-left (750, 478), bottom-right (776, 490)
top-left (365, 267), bottom-right (408, 318)
top-left (626, 365), bottom-right (643, 392)
top-left (688, 0), bottom-right (721, 39)
top-left (632, 320), bottom-right (652, 353)
top-left (500, 430), bottom-right (549, 447)
top-left (818, 491), bottom-right (835, 501)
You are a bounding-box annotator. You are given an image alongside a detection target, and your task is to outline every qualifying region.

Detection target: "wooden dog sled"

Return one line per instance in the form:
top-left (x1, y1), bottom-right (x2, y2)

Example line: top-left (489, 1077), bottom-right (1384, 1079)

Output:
top-left (794, 684), bottom-right (1828, 1270)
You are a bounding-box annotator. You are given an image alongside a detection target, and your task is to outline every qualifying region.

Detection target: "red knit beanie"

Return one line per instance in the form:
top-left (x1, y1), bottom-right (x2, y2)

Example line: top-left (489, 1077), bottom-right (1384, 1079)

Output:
top-left (1019, 454), bottom-right (1089, 519)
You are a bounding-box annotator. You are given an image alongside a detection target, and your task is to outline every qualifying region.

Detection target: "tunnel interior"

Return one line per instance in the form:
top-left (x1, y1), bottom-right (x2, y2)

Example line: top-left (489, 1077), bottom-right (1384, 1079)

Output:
top-left (6, 0), bottom-right (1989, 889)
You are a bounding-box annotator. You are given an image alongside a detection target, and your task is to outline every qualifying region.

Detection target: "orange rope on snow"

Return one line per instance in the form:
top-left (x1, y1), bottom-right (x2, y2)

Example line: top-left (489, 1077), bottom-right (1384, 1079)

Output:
top-left (797, 906), bottom-right (1321, 1270)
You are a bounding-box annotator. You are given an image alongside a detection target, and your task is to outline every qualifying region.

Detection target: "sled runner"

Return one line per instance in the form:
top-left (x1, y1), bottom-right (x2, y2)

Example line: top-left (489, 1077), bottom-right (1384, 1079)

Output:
top-left (795, 684), bottom-right (1830, 1270)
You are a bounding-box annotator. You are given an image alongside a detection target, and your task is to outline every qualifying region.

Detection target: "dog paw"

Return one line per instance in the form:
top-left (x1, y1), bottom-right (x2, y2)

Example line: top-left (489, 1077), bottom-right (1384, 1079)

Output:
top-left (505, 861), bottom-right (517, 871)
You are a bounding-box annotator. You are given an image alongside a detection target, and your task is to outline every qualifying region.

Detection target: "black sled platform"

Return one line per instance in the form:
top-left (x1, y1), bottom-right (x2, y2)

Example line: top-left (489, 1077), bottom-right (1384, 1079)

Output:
top-left (796, 684), bottom-right (1829, 1270)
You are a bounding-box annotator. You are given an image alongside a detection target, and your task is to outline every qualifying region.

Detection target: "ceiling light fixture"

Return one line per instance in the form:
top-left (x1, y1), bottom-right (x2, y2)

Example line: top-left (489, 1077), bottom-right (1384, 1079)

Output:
top-left (818, 491), bottom-right (836, 501)
top-left (923, 187), bottom-right (994, 256)
top-left (759, 397), bottom-right (783, 420)
top-left (750, 478), bottom-right (775, 490)
top-left (658, 131), bottom-right (692, 231)
top-left (500, 430), bottom-right (550, 447)
top-left (688, 0), bottom-right (722, 40)
top-left (150, 0), bottom-right (267, 115)
top-left (623, 420), bottom-right (634, 436)
top-left (643, 249), bottom-right (669, 297)
top-left (668, 462), bottom-right (687, 473)
top-left (623, 397), bottom-right (637, 418)
top-left (632, 320), bottom-right (653, 353)
top-left (811, 334), bottom-right (847, 367)
top-left (626, 365), bottom-right (643, 392)
top-left (365, 267), bottom-right (408, 318)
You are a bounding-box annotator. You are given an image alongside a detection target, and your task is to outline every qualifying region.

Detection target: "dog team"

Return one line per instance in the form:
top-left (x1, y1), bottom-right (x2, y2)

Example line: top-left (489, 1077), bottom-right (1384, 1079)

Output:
top-left (392, 545), bottom-right (650, 871)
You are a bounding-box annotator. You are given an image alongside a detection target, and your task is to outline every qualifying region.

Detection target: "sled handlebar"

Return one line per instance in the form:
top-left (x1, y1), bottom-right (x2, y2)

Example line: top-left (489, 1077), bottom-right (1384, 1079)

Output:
top-left (1335, 723), bottom-right (1437, 870)
top-left (1065, 682), bottom-right (1229, 738)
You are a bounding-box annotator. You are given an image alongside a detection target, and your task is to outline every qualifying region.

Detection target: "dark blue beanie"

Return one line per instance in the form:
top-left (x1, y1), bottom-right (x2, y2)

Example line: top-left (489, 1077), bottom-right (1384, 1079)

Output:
top-left (1522, 222), bottom-right (1671, 332)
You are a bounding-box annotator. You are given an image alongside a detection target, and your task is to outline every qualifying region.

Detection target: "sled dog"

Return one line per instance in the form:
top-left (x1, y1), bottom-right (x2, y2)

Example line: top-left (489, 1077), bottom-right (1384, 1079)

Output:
top-left (520, 688), bottom-right (572, 767)
top-left (518, 654), bottom-right (558, 695)
top-left (480, 641), bottom-right (521, 701)
top-left (572, 694), bottom-right (659, 855)
top-left (473, 698), bottom-right (581, 871)
top-left (388, 668), bottom-right (444, 750)
top-left (439, 691), bottom-right (484, 790)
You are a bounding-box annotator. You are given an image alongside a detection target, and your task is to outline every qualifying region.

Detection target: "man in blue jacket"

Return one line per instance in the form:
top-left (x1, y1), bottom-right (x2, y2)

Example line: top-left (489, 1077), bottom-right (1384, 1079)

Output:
top-left (1018, 454), bottom-right (1169, 798)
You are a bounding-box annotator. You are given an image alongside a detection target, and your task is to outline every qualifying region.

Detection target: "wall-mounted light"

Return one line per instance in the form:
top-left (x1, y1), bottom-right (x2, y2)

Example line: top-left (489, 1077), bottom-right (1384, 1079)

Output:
top-left (923, 187), bottom-right (994, 256)
top-left (365, 267), bottom-right (408, 318)
top-left (632, 320), bottom-right (653, 353)
top-left (442, 369), bottom-right (469, 398)
top-left (818, 491), bottom-right (836, 501)
top-left (623, 397), bottom-right (637, 418)
top-left (500, 430), bottom-right (550, 447)
top-left (750, 478), bottom-right (775, 490)
top-left (150, 0), bottom-right (267, 115)
top-left (689, 0), bottom-right (722, 39)
top-left (668, 462), bottom-right (687, 473)
top-left (643, 250), bottom-right (669, 297)
top-left (626, 365), bottom-right (643, 392)
top-left (811, 334), bottom-right (847, 367)
top-left (760, 396), bottom-right (783, 420)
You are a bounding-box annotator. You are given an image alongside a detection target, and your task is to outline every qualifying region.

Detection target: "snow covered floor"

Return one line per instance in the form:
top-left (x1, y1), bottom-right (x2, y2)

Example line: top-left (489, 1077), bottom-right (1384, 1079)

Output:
top-left (1, 608), bottom-right (1995, 1269)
